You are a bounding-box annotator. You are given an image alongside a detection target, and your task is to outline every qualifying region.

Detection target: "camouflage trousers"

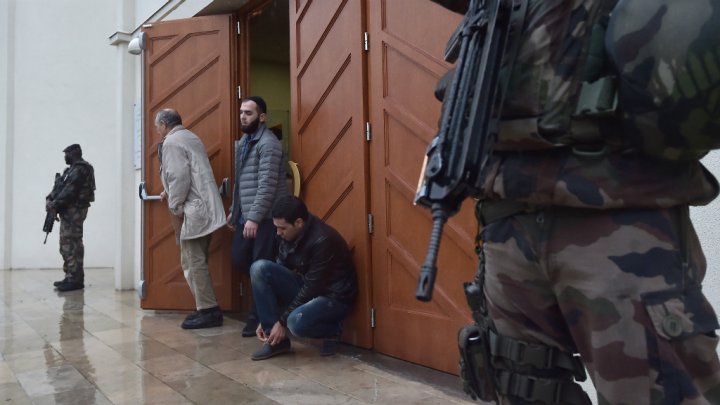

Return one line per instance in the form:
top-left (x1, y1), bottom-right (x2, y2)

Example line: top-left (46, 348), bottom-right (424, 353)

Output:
top-left (480, 205), bottom-right (720, 404)
top-left (59, 206), bottom-right (88, 283)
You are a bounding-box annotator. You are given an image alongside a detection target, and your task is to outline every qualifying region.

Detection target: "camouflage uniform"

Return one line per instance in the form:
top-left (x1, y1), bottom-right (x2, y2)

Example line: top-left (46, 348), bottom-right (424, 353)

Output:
top-left (468, 0), bottom-right (720, 403)
top-left (47, 160), bottom-right (95, 284)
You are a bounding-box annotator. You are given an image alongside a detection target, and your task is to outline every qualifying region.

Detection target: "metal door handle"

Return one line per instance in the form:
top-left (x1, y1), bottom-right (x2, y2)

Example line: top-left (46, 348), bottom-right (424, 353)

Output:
top-left (139, 182), bottom-right (161, 201)
top-left (218, 177), bottom-right (229, 199)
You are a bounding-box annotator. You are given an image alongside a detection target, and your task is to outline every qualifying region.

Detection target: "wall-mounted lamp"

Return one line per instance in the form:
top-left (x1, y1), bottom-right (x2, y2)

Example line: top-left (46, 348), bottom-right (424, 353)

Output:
top-left (128, 32), bottom-right (146, 55)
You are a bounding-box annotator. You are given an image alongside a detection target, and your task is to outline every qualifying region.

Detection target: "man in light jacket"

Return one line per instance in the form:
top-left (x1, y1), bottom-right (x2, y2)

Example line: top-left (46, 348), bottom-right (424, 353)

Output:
top-left (228, 96), bottom-right (288, 337)
top-left (157, 108), bottom-right (226, 329)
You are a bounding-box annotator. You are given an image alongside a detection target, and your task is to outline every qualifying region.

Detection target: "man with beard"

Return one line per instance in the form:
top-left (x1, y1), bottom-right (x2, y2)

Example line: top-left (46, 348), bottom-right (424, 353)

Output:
top-left (46, 144), bottom-right (95, 292)
top-left (228, 96), bottom-right (288, 337)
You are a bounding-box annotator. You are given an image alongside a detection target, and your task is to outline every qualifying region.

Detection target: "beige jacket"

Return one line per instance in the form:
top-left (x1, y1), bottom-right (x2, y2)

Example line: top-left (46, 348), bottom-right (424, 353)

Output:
top-left (160, 126), bottom-right (225, 240)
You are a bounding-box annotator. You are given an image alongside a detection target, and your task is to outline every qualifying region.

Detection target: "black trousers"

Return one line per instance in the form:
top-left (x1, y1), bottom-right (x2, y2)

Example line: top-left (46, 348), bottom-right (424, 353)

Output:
top-left (231, 218), bottom-right (277, 317)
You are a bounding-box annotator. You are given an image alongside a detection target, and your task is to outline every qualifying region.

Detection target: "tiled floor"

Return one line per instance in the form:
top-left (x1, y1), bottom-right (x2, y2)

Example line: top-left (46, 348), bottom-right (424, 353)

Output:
top-left (0, 268), bottom-right (476, 404)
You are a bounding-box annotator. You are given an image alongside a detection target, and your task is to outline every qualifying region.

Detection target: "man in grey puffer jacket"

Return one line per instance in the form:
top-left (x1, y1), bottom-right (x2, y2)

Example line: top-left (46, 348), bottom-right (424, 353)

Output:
top-left (227, 96), bottom-right (288, 336)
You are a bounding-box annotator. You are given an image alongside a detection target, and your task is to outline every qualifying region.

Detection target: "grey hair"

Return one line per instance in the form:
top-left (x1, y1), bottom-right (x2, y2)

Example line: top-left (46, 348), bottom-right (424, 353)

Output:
top-left (155, 109), bottom-right (182, 128)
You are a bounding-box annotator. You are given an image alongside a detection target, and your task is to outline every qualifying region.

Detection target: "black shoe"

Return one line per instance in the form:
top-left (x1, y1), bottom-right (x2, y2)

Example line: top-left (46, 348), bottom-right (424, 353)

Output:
top-left (53, 278), bottom-right (68, 287)
top-left (251, 339), bottom-right (291, 361)
top-left (242, 317), bottom-right (259, 338)
top-left (55, 280), bottom-right (84, 292)
top-left (184, 311), bottom-right (201, 322)
top-left (181, 307), bottom-right (222, 329)
top-left (320, 338), bottom-right (340, 357)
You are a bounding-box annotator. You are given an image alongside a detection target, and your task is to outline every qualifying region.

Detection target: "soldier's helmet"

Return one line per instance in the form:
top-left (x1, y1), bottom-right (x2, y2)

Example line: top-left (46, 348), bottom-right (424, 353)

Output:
top-left (605, 0), bottom-right (720, 160)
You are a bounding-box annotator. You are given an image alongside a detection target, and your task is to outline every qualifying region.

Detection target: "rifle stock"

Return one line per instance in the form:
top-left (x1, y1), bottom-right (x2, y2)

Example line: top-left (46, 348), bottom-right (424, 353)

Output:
top-left (414, 0), bottom-right (522, 301)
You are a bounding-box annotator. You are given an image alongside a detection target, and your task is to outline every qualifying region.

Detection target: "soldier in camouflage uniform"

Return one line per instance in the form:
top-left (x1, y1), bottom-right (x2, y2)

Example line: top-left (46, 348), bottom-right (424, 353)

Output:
top-left (46, 144), bottom-right (95, 292)
top-left (433, 0), bottom-right (720, 403)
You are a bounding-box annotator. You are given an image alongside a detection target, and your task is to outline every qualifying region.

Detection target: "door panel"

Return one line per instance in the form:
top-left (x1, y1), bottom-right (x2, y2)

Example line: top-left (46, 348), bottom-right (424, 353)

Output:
top-left (368, 0), bottom-right (473, 374)
top-left (142, 15), bottom-right (236, 310)
top-left (290, 0), bottom-right (372, 348)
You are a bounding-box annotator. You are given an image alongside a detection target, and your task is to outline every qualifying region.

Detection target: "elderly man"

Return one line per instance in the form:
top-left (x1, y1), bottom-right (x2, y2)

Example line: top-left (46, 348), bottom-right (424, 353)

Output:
top-left (157, 108), bottom-right (226, 329)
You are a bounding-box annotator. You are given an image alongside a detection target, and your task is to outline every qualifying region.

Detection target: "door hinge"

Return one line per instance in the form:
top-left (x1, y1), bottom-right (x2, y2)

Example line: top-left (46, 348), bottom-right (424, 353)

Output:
top-left (239, 281), bottom-right (244, 296)
top-left (370, 307), bottom-right (376, 328)
top-left (365, 122), bottom-right (371, 141)
top-left (368, 213), bottom-right (374, 234)
top-left (363, 32), bottom-right (369, 51)
top-left (237, 21), bottom-right (241, 35)
top-left (237, 85), bottom-right (242, 100)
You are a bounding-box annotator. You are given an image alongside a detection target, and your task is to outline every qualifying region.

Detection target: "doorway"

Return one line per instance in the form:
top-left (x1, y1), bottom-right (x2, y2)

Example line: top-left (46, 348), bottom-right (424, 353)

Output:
top-left (245, 0), bottom-right (291, 157)
top-left (140, 0), bottom-right (473, 374)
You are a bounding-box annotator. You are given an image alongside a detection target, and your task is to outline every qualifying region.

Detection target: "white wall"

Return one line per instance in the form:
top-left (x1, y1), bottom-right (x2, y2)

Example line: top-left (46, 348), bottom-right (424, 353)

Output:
top-left (0, 0), bottom-right (215, 284)
top-left (694, 152), bottom-right (720, 318)
top-left (0, 0), bottom-right (14, 270)
top-left (4, 0), bottom-right (119, 269)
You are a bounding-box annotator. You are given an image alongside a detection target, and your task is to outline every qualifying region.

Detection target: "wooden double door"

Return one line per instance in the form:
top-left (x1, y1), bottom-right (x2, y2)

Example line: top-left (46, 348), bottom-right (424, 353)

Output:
top-left (141, 1), bottom-right (475, 375)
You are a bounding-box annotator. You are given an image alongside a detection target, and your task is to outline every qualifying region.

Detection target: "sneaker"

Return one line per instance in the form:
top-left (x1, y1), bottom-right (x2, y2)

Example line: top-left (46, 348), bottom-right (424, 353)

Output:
top-left (251, 339), bottom-right (291, 361)
top-left (242, 316), bottom-right (259, 338)
top-left (181, 307), bottom-right (223, 329)
top-left (320, 338), bottom-right (340, 356)
top-left (55, 280), bottom-right (84, 292)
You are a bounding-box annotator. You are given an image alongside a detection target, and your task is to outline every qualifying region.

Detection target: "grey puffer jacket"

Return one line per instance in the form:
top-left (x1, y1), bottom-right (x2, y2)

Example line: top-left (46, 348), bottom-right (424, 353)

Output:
top-left (229, 124), bottom-right (288, 224)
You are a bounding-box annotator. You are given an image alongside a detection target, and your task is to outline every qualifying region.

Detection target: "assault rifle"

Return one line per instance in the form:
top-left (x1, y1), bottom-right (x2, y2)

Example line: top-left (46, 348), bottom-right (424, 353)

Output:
top-left (414, 0), bottom-right (526, 301)
top-left (44, 172), bottom-right (62, 244)
top-left (43, 211), bottom-right (58, 244)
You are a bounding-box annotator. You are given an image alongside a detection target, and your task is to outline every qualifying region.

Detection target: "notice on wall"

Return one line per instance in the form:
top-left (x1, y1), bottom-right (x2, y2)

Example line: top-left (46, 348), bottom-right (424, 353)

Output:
top-left (133, 102), bottom-right (141, 169)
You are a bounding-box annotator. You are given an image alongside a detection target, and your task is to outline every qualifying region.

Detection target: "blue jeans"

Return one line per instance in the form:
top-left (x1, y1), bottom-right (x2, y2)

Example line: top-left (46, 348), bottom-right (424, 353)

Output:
top-left (250, 259), bottom-right (351, 338)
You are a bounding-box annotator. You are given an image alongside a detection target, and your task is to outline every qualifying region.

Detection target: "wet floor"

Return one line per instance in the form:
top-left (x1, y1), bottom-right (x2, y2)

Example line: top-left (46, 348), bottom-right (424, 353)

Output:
top-left (0, 268), bottom-right (476, 404)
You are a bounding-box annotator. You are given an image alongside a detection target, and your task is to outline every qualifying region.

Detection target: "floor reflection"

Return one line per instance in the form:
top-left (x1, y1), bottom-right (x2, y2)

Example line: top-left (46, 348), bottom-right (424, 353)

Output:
top-left (50, 290), bottom-right (98, 404)
top-left (0, 269), bottom-right (472, 404)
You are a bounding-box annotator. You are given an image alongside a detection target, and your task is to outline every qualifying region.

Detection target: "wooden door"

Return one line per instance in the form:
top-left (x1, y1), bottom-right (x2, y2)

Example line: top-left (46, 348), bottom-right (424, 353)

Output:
top-left (289, 0), bottom-right (372, 348)
top-left (367, 0), bottom-right (475, 374)
top-left (141, 15), bottom-right (237, 310)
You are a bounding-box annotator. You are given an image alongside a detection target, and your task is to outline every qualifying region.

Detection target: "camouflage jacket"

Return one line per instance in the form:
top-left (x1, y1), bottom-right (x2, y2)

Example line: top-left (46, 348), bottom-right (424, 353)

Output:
top-left (47, 160), bottom-right (95, 210)
top-left (481, 0), bottom-right (719, 208)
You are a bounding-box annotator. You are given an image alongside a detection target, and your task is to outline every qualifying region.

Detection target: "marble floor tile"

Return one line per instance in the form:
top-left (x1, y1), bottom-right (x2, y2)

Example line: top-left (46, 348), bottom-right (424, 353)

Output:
top-left (91, 369), bottom-right (191, 404)
top-left (139, 353), bottom-right (215, 383)
top-left (109, 339), bottom-right (179, 363)
top-left (165, 372), bottom-right (279, 404)
top-left (2, 346), bottom-right (69, 374)
top-left (0, 268), bottom-right (474, 405)
top-left (30, 387), bottom-right (113, 405)
top-left (173, 341), bottom-right (248, 366)
top-left (0, 382), bottom-right (33, 405)
top-left (14, 364), bottom-right (94, 397)
top-left (212, 356), bottom-right (301, 388)
top-left (0, 362), bottom-right (15, 384)
top-left (249, 377), bottom-right (361, 405)
top-left (91, 327), bottom-right (148, 346)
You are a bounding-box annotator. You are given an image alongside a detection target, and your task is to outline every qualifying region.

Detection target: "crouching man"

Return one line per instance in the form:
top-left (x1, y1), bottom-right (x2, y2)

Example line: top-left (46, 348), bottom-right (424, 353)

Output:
top-left (250, 196), bottom-right (357, 360)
